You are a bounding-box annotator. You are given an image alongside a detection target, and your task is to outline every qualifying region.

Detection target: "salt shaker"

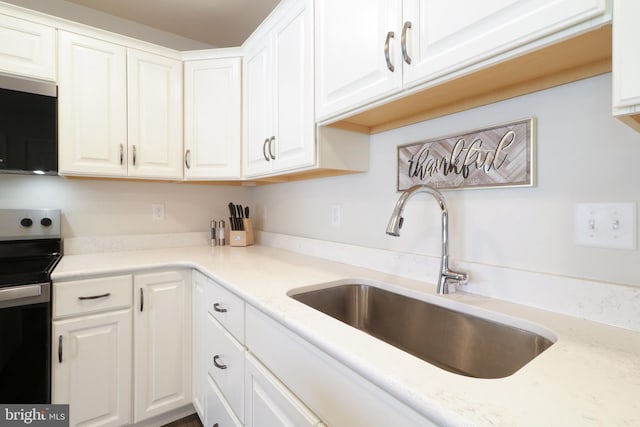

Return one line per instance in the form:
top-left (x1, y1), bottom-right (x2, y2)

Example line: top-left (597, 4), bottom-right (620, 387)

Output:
top-left (217, 220), bottom-right (226, 246)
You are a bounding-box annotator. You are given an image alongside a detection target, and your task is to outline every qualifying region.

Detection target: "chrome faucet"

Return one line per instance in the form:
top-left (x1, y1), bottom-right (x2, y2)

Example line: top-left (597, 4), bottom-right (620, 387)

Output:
top-left (386, 184), bottom-right (468, 294)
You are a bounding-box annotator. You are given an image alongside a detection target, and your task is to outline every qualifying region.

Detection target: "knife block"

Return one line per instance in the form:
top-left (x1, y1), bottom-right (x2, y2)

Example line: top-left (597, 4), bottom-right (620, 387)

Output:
top-left (230, 218), bottom-right (254, 247)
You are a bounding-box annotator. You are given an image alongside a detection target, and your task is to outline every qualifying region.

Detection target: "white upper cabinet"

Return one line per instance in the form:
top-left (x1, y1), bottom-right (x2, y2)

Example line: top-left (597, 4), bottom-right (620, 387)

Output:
top-left (58, 31), bottom-right (128, 177)
top-left (402, 0), bottom-right (608, 87)
top-left (243, 0), bottom-right (314, 178)
top-left (315, 0), bottom-right (402, 120)
top-left (612, 0), bottom-right (640, 132)
top-left (0, 13), bottom-right (56, 81)
top-left (58, 31), bottom-right (183, 179)
top-left (184, 57), bottom-right (241, 179)
top-left (316, 0), bottom-right (610, 121)
top-left (127, 48), bottom-right (183, 179)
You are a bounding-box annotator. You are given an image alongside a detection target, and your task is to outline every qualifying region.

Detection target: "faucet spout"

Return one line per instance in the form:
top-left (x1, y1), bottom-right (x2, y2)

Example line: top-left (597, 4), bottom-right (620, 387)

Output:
top-left (386, 185), bottom-right (468, 294)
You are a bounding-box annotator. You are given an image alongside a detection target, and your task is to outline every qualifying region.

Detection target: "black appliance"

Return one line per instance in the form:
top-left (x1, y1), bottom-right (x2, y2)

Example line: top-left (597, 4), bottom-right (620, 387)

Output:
top-left (0, 209), bottom-right (61, 404)
top-left (0, 74), bottom-right (58, 175)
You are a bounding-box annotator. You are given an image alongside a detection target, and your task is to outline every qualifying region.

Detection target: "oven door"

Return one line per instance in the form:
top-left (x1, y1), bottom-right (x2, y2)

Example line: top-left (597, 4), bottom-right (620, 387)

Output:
top-left (0, 282), bottom-right (51, 403)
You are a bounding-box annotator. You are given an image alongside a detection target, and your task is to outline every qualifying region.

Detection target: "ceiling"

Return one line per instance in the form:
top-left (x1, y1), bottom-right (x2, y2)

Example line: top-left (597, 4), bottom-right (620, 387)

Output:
top-left (5, 0), bottom-right (281, 49)
top-left (65, 0), bottom-right (280, 48)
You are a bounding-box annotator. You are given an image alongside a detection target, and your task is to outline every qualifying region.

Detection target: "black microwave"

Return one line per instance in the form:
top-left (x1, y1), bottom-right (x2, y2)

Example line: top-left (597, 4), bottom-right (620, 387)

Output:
top-left (0, 75), bottom-right (57, 175)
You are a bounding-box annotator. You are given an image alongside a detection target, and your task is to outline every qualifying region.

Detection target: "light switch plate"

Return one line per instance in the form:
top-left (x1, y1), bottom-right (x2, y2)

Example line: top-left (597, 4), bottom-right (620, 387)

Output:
top-left (151, 203), bottom-right (165, 221)
top-left (574, 203), bottom-right (637, 249)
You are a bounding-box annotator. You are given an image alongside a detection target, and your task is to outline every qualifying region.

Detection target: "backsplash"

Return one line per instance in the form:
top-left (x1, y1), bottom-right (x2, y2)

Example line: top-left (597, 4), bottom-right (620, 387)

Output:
top-left (253, 74), bottom-right (640, 288)
top-left (257, 230), bottom-right (640, 331)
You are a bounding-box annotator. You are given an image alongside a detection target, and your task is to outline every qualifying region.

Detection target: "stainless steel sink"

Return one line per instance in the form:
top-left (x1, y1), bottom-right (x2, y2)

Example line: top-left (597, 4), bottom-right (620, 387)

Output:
top-left (289, 283), bottom-right (554, 379)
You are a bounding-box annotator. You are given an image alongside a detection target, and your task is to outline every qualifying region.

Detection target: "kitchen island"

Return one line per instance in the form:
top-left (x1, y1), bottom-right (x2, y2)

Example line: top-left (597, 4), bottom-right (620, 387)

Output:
top-left (52, 243), bottom-right (640, 426)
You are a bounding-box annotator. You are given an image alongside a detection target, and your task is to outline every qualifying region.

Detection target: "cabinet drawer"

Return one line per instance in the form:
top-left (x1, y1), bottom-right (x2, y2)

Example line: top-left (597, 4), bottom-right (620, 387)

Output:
top-left (207, 313), bottom-right (245, 423)
top-left (206, 374), bottom-right (242, 427)
top-left (245, 352), bottom-right (324, 427)
top-left (206, 279), bottom-right (245, 343)
top-left (53, 275), bottom-right (132, 319)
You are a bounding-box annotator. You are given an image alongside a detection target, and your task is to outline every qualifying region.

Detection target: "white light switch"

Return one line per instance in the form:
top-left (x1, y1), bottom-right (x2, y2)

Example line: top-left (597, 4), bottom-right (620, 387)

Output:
top-left (574, 203), bottom-right (637, 249)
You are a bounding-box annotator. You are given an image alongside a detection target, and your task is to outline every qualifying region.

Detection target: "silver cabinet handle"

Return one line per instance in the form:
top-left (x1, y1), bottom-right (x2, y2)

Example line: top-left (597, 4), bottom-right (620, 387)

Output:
top-left (78, 292), bottom-right (111, 301)
top-left (213, 303), bottom-right (227, 313)
top-left (119, 144), bottom-right (124, 165)
top-left (132, 145), bottom-right (137, 166)
top-left (58, 335), bottom-right (63, 363)
top-left (213, 355), bottom-right (227, 370)
top-left (184, 149), bottom-right (191, 169)
top-left (268, 136), bottom-right (276, 160)
top-left (401, 21), bottom-right (412, 64)
top-left (139, 288), bottom-right (144, 312)
top-left (384, 31), bottom-right (395, 72)
top-left (262, 138), bottom-right (270, 162)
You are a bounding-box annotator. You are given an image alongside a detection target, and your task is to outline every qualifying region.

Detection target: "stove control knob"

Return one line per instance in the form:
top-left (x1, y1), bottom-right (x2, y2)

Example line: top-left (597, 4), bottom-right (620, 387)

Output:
top-left (20, 218), bottom-right (33, 227)
top-left (41, 217), bottom-right (53, 227)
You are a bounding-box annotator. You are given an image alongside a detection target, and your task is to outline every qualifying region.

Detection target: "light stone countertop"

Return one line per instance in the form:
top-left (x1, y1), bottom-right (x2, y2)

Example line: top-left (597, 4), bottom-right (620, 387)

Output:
top-left (51, 244), bottom-right (640, 427)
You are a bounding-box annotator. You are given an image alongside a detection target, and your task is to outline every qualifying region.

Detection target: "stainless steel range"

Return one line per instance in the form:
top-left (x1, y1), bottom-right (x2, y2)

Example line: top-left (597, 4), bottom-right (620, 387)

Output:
top-left (0, 209), bottom-right (61, 404)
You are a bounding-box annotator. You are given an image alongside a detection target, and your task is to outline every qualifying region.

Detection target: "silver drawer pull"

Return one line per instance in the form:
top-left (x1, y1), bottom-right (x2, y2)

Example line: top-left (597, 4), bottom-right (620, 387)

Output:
top-left (213, 303), bottom-right (227, 313)
top-left (78, 292), bottom-right (111, 301)
top-left (213, 355), bottom-right (227, 370)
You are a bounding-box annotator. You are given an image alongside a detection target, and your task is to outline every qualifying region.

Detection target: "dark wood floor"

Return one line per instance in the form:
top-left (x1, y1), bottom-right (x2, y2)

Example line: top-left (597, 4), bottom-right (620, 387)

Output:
top-left (162, 414), bottom-right (203, 427)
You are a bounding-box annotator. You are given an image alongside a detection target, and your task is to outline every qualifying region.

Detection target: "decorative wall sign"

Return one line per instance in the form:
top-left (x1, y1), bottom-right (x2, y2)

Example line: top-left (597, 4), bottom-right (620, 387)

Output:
top-left (397, 118), bottom-right (535, 191)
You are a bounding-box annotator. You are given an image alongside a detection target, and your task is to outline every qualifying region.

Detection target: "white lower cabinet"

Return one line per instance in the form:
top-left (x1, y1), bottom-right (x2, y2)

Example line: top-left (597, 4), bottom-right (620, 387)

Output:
top-left (206, 375), bottom-right (242, 427)
top-left (52, 270), bottom-right (192, 427)
top-left (52, 275), bottom-right (133, 427)
top-left (52, 309), bottom-right (132, 427)
top-left (244, 353), bottom-right (323, 427)
top-left (133, 270), bottom-right (192, 423)
top-left (246, 305), bottom-right (434, 427)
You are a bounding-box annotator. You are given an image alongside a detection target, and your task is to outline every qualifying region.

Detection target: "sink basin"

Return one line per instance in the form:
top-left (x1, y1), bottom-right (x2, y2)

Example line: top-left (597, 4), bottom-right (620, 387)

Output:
top-left (289, 283), bottom-right (554, 378)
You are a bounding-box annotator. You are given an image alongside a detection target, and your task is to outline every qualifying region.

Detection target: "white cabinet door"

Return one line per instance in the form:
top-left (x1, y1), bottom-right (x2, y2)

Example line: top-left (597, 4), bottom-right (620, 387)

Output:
top-left (243, 0), bottom-right (315, 178)
top-left (271, 0), bottom-right (315, 173)
top-left (315, 0), bottom-right (402, 120)
top-left (58, 31), bottom-right (127, 177)
top-left (127, 49), bottom-right (183, 179)
top-left (133, 270), bottom-right (192, 423)
top-left (0, 13), bottom-right (56, 80)
top-left (245, 353), bottom-right (322, 427)
top-left (192, 271), bottom-right (207, 422)
top-left (52, 310), bottom-right (132, 427)
top-left (184, 58), bottom-right (241, 179)
top-left (613, 0), bottom-right (640, 131)
top-left (402, 0), bottom-right (609, 87)
top-left (243, 37), bottom-right (273, 177)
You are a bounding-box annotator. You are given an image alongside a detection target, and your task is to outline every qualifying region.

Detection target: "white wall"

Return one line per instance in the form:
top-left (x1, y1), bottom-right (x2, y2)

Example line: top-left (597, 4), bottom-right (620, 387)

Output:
top-left (0, 175), bottom-right (250, 238)
top-left (253, 74), bottom-right (640, 287)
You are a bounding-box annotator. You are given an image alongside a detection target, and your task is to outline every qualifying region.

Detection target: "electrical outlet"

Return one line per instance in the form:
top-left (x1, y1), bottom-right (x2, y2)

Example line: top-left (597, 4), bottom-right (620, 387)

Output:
top-left (574, 203), bottom-right (637, 249)
top-left (151, 203), bottom-right (165, 221)
top-left (331, 204), bottom-right (341, 226)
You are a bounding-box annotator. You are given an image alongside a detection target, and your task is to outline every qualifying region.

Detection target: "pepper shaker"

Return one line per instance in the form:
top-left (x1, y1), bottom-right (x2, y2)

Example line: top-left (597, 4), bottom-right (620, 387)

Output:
top-left (210, 220), bottom-right (218, 246)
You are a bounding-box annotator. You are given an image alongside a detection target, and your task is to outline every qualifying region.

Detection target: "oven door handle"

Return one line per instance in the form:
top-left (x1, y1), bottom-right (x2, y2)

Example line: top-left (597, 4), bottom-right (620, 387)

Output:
top-left (0, 284), bottom-right (42, 302)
